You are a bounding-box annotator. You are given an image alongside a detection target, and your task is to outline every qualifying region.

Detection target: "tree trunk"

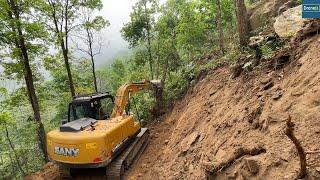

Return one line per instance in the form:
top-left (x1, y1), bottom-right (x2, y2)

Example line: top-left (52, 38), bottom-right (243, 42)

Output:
top-left (162, 59), bottom-right (169, 86)
top-left (146, 33), bottom-right (154, 79)
top-left (216, 0), bottom-right (225, 54)
top-left (86, 28), bottom-right (98, 92)
top-left (156, 37), bottom-right (160, 79)
top-left (90, 54), bottom-right (98, 92)
top-left (235, 0), bottom-right (250, 48)
top-left (144, 1), bottom-right (154, 79)
top-left (154, 57), bottom-right (169, 113)
top-left (49, 0), bottom-right (75, 97)
top-left (61, 46), bottom-right (76, 97)
top-left (285, 115), bottom-right (307, 178)
top-left (64, 0), bottom-right (75, 97)
top-left (7, 0), bottom-right (48, 162)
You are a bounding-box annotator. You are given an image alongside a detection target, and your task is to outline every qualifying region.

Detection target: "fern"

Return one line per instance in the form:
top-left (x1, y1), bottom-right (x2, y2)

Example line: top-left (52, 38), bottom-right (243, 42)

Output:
top-left (260, 44), bottom-right (273, 59)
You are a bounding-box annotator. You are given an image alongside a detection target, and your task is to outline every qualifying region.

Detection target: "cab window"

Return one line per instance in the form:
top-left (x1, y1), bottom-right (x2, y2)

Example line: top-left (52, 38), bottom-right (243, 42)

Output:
top-left (95, 98), bottom-right (114, 120)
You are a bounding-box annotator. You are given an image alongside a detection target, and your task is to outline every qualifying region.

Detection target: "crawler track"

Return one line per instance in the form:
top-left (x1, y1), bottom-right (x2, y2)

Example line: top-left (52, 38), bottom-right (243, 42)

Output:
top-left (106, 128), bottom-right (149, 180)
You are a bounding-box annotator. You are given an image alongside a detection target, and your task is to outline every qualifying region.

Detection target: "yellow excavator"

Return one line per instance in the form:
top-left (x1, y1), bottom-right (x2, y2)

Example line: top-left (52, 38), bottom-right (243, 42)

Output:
top-left (46, 80), bottom-right (162, 179)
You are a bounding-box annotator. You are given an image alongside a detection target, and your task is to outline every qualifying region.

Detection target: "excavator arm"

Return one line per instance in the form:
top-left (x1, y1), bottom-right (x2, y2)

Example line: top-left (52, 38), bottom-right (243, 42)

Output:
top-left (111, 80), bottom-right (162, 118)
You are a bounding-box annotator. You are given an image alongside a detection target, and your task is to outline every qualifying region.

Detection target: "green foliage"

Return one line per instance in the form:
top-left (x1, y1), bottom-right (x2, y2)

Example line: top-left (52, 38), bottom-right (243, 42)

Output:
top-left (0, 87), bottom-right (8, 98)
top-left (83, 16), bottom-right (109, 30)
top-left (0, 112), bottom-right (14, 126)
top-left (0, 0), bottom-right (48, 81)
top-left (164, 70), bottom-right (190, 104)
top-left (258, 36), bottom-right (284, 60)
top-left (129, 93), bottom-right (154, 124)
top-left (0, 119), bottom-right (43, 179)
top-left (121, 0), bottom-right (157, 47)
top-left (175, 0), bottom-right (207, 59)
top-left (196, 59), bottom-right (222, 74)
top-left (260, 44), bottom-right (273, 59)
top-left (97, 59), bottom-right (127, 93)
top-left (0, 88), bottom-right (44, 178)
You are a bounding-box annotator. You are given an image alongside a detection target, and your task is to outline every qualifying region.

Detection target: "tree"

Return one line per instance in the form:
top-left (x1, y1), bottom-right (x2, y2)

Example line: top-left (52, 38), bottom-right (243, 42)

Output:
top-left (121, 0), bottom-right (158, 79)
top-left (216, 0), bottom-right (225, 54)
top-left (155, 0), bottom-right (181, 83)
top-left (44, 0), bottom-right (81, 97)
top-left (221, 0), bottom-right (237, 45)
top-left (76, 1), bottom-right (109, 92)
top-left (0, 0), bottom-right (48, 162)
top-left (235, 0), bottom-right (249, 47)
top-left (175, 0), bottom-right (207, 60)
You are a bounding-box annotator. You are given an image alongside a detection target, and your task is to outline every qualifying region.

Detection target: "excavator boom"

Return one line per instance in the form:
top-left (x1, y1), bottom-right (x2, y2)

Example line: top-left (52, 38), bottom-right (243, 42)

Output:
top-left (111, 80), bottom-right (162, 118)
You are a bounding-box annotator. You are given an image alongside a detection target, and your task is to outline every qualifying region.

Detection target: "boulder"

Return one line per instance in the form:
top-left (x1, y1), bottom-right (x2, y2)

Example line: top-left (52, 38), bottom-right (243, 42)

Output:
top-left (249, 0), bottom-right (293, 30)
top-left (274, 5), bottom-right (304, 38)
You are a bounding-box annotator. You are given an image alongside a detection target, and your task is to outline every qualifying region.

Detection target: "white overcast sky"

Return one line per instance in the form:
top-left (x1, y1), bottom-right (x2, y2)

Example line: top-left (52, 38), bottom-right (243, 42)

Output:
top-left (94, 0), bottom-right (165, 66)
top-left (93, 0), bottom-right (138, 66)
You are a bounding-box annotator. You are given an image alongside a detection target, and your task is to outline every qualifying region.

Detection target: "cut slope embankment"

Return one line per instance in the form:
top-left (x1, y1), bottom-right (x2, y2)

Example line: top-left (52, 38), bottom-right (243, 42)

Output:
top-left (125, 36), bottom-right (320, 180)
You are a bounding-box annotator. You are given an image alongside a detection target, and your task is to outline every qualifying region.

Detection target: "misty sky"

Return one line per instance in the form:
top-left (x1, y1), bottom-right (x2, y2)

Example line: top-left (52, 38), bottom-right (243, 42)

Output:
top-left (93, 0), bottom-right (137, 66)
top-left (0, 0), bottom-right (138, 90)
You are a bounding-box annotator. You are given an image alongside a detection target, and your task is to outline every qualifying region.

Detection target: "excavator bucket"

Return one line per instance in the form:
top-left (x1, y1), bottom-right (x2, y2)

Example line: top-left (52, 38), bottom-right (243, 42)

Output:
top-left (150, 79), bottom-right (163, 89)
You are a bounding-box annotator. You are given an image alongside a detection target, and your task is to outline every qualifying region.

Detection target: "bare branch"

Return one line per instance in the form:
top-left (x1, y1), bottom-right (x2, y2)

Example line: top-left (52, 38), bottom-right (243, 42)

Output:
top-left (285, 115), bottom-right (307, 179)
top-left (70, 36), bottom-right (90, 56)
top-left (67, 24), bottom-right (80, 33)
top-left (70, 33), bottom-right (90, 43)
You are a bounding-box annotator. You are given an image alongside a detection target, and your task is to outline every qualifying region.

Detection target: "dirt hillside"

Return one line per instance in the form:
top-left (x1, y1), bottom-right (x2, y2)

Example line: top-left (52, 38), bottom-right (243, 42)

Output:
top-left (125, 36), bottom-right (320, 179)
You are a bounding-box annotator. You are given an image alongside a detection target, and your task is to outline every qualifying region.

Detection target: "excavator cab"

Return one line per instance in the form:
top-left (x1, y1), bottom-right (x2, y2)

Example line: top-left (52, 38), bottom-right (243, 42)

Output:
top-left (66, 92), bottom-right (115, 123)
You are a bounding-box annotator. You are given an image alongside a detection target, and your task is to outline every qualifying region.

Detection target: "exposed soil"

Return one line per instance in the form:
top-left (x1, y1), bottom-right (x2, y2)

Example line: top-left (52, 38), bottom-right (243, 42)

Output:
top-left (25, 162), bottom-right (59, 180)
top-left (125, 36), bottom-right (320, 180)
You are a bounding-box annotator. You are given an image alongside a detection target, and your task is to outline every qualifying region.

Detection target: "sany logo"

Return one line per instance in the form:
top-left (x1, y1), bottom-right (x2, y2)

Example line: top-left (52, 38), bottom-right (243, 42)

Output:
top-left (54, 147), bottom-right (79, 157)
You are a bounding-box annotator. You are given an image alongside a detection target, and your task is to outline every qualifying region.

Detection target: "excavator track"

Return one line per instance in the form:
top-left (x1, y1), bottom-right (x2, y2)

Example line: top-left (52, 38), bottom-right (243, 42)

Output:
top-left (59, 166), bottom-right (72, 179)
top-left (106, 128), bottom-right (149, 180)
